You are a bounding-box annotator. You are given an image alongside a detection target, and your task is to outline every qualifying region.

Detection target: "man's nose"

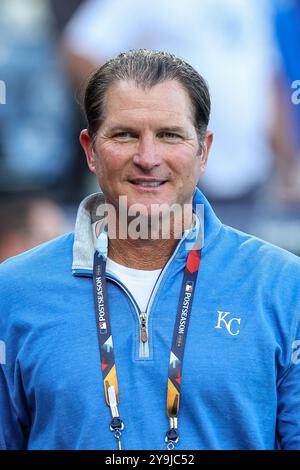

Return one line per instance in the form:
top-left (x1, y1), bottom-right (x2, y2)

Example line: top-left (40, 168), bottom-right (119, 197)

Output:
top-left (132, 135), bottom-right (161, 170)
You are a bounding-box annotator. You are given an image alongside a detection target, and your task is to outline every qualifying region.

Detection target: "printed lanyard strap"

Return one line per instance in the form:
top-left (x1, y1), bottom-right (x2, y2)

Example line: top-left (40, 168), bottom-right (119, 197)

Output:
top-left (93, 231), bottom-right (124, 450)
top-left (165, 244), bottom-right (202, 449)
top-left (92, 223), bottom-right (202, 450)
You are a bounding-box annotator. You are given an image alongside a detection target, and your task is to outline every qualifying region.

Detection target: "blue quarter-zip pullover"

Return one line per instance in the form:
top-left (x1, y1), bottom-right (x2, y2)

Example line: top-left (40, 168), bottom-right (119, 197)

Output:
top-left (1, 189), bottom-right (300, 449)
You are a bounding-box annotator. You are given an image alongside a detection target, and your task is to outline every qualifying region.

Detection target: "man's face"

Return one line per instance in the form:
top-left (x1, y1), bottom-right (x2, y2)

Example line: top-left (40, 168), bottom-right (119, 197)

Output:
top-left (80, 79), bottom-right (212, 215)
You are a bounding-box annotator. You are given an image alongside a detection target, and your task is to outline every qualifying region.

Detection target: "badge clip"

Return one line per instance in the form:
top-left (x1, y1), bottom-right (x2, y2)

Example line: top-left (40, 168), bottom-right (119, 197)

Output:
top-left (165, 417), bottom-right (179, 450)
top-left (107, 385), bottom-right (124, 450)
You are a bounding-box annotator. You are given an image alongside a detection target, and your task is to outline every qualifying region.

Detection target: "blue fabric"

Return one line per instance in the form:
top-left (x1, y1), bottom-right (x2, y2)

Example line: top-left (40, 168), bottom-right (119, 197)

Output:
top-left (1, 189), bottom-right (300, 449)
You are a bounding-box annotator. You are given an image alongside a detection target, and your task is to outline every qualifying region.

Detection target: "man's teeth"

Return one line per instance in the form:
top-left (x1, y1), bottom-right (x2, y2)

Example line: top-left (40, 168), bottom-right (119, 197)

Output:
top-left (132, 181), bottom-right (164, 187)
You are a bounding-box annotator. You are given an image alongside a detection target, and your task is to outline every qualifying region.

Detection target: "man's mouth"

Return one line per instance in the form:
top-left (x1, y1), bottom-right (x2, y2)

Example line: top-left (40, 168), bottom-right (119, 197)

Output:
top-left (128, 179), bottom-right (167, 188)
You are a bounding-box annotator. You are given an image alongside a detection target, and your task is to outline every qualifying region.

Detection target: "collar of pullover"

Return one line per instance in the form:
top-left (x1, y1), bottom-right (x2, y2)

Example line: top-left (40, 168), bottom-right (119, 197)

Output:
top-left (72, 188), bottom-right (222, 276)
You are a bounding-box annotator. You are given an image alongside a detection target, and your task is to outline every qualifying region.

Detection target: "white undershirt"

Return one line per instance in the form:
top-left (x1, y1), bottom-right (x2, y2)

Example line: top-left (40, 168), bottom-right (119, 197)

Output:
top-left (106, 258), bottom-right (162, 312)
top-left (92, 222), bottom-right (162, 312)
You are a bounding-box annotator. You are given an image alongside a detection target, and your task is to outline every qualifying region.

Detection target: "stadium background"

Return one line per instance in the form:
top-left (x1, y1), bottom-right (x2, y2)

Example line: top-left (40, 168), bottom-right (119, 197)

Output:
top-left (0, 0), bottom-right (299, 261)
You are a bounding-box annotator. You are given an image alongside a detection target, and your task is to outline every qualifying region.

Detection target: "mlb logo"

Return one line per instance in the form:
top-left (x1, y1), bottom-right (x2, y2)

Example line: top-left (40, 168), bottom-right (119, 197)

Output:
top-left (100, 321), bottom-right (107, 333)
top-left (185, 281), bottom-right (193, 293)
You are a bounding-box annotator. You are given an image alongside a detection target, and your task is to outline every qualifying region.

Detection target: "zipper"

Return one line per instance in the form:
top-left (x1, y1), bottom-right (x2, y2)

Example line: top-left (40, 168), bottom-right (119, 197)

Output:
top-left (140, 313), bottom-right (148, 343)
top-left (105, 273), bottom-right (150, 358)
top-left (139, 312), bottom-right (148, 357)
top-left (104, 226), bottom-right (194, 359)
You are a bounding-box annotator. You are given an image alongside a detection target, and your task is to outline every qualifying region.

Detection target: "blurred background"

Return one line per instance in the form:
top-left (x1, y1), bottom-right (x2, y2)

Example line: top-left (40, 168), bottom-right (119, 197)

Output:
top-left (0, 0), bottom-right (300, 261)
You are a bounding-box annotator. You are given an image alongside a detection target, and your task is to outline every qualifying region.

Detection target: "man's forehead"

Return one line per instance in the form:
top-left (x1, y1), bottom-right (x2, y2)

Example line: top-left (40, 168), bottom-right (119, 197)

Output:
top-left (103, 79), bottom-right (194, 122)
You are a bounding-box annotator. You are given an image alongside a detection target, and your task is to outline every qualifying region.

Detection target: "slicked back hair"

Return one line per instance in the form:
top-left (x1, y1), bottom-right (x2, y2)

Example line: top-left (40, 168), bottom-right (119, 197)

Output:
top-left (82, 49), bottom-right (211, 147)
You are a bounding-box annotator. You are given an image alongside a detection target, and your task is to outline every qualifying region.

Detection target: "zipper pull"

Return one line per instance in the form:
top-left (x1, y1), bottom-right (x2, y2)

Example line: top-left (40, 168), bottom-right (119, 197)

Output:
top-left (140, 313), bottom-right (148, 343)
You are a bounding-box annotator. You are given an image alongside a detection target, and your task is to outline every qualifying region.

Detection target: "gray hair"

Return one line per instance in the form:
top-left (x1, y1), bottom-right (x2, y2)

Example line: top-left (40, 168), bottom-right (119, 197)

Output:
top-left (82, 49), bottom-right (211, 146)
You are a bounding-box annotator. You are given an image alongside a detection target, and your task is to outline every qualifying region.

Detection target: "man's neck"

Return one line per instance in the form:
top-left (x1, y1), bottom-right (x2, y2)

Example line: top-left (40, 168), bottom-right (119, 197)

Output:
top-left (108, 237), bottom-right (177, 270)
top-left (96, 208), bottom-right (193, 270)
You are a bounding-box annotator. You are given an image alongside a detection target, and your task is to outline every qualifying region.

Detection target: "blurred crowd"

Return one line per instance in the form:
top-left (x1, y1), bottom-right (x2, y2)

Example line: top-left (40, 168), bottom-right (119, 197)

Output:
top-left (0, 0), bottom-right (300, 260)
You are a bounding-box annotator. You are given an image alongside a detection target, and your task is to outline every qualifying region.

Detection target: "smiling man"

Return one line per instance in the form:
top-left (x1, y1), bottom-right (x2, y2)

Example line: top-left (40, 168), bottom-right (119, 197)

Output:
top-left (1, 50), bottom-right (300, 450)
top-left (80, 74), bottom-right (212, 268)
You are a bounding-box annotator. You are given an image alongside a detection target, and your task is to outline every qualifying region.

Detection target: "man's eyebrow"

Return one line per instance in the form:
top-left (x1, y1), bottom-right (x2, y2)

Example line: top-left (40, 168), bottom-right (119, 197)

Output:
top-left (105, 125), bottom-right (136, 133)
top-left (104, 125), bottom-right (187, 134)
top-left (157, 126), bottom-right (186, 134)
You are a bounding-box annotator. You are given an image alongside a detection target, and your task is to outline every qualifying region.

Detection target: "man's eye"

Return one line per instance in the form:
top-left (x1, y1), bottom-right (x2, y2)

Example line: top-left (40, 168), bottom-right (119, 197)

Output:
top-left (113, 132), bottom-right (136, 140)
top-left (158, 132), bottom-right (182, 140)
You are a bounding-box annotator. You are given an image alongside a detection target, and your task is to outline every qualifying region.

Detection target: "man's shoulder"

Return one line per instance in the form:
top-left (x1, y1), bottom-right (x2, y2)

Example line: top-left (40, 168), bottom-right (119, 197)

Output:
top-left (0, 232), bottom-right (75, 280)
top-left (221, 223), bottom-right (300, 273)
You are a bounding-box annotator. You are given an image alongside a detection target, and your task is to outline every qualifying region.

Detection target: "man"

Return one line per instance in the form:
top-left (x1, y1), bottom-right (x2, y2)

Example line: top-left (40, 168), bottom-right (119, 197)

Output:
top-left (64, 0), bottom-right (300, 219)
top-left (1, 50), bottom-right (300, 450)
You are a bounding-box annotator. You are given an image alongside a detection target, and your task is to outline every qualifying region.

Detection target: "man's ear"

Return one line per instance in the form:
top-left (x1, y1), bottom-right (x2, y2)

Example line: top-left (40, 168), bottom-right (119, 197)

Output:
top-left (198, 130), bottom-right (213, 173)
top-left (80, 129), bottom-right (97, 173)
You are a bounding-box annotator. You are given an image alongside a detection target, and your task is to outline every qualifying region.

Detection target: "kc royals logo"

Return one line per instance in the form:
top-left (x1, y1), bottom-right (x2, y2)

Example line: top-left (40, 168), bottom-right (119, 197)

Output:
top-left (215, 311), bottom-right (241, 336)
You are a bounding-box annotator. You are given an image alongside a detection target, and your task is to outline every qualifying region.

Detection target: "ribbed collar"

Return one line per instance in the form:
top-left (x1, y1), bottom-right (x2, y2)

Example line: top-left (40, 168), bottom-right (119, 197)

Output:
top-left (72, 188), bottom-right (222, 276)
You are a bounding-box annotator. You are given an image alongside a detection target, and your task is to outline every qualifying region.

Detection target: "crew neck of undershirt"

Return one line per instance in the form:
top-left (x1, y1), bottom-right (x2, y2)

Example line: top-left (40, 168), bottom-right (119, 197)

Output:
top-left (92, 221), bottom-right (162, 311)
top-left (92, 221), bottom-right (162, 273)
top-left (106, 255), bottom-right (161, 277)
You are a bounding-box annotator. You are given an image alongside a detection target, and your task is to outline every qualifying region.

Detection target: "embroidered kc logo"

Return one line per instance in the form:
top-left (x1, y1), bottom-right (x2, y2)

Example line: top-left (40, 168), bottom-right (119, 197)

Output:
top-left (215, 311), bottom-right (241, 336)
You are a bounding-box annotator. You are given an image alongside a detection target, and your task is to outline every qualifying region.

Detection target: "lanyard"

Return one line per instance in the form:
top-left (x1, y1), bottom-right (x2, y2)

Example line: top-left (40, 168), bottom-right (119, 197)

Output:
top-left (93, 223), bottom-right (202, 450)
